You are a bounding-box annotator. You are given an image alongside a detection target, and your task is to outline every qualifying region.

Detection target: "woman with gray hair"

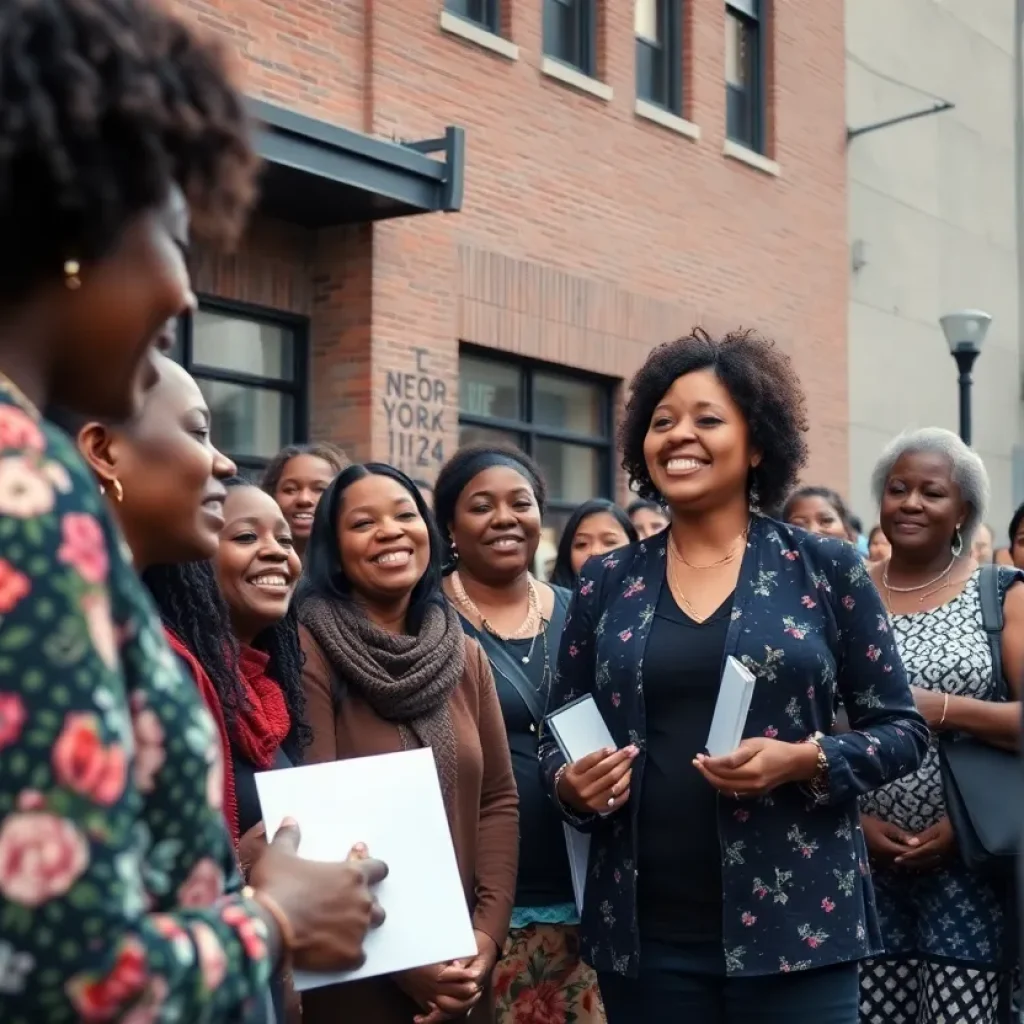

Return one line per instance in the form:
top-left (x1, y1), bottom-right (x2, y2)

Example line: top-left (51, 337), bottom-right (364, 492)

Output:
top-left (858, 427), bottom-right (1024, 1024)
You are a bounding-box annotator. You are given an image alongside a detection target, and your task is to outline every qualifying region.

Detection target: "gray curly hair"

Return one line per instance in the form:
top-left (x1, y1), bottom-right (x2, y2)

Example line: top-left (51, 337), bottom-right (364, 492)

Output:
top-left (870, 427), bottom-right (989, 544)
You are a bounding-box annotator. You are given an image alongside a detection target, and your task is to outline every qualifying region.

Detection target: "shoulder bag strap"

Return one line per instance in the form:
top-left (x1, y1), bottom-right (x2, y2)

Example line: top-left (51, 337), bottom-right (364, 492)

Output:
top-left (977, 563), bottom-right (1007, 700)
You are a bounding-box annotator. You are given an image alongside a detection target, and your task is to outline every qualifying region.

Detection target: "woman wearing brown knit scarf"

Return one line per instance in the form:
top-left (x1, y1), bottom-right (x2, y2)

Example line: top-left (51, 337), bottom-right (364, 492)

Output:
top-left (297, 462), bottom-right (519, 1024)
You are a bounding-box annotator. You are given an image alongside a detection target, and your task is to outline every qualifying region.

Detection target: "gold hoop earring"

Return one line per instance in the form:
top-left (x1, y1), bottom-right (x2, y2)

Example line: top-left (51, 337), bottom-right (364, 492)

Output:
top-left (63, 260), bottom-right (82, 290)
top-left (102, 479), bottom-right (124, 503)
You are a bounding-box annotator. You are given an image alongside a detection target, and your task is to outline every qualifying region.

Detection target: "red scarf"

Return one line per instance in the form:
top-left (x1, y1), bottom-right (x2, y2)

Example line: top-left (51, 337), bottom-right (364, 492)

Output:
top-left (163, 632), bottom-right (291, 844)
top-left (164, 628), bottom-right (240, 842)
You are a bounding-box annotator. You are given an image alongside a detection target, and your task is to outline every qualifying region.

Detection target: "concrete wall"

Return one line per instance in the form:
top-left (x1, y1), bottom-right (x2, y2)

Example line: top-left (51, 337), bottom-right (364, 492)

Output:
top-left (846, 0), bottom-right (1021, 536)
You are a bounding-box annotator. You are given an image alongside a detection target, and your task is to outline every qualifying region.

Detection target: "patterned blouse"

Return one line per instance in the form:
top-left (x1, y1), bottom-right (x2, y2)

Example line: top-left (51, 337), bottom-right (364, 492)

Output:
top-left (538, 516), bottom-right (929, 979)
top-left (0, 393), bottom-right (270, 1023)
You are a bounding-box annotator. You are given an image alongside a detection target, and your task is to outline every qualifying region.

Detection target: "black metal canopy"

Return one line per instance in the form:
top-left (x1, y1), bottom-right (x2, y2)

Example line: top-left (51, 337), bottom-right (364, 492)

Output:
top-left (248, 99), bottom-right (465, 228)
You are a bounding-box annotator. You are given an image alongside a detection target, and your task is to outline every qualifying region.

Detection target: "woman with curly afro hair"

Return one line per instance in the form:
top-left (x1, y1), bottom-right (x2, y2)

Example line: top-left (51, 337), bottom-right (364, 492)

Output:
top-left (539, 328), bottom-right (927, 1023)
top-left (0, 3), bottom-right (385, 1021)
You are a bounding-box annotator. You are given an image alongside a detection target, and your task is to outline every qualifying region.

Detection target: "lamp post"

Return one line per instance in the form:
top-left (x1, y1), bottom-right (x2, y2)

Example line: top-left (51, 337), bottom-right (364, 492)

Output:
top-left (939, 309), bottom-right (993, 446)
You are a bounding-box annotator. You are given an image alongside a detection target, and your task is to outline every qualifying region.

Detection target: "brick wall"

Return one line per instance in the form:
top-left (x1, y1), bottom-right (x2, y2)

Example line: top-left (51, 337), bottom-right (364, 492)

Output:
top-left (181, 0), bottom-right (848, 495)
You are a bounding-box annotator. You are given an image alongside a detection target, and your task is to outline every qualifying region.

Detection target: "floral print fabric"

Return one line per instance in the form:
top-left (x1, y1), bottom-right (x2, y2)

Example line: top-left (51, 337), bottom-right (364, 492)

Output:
top-left (0, 396), bottom-right (270, 1023)
top-left (494, 923), bottom-right (605, 1024)
top-left (539, 516), bottom-right (929, 980)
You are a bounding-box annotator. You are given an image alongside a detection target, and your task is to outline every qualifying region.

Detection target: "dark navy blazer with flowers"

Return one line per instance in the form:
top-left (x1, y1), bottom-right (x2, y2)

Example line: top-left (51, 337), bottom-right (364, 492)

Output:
top-left (539, 515), bottom-right (929, 979)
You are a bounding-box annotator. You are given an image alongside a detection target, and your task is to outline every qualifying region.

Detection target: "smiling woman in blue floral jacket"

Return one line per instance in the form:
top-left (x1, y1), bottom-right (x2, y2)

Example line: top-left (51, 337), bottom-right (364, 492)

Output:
top-left (539, 329), bottom-right (929, 1024)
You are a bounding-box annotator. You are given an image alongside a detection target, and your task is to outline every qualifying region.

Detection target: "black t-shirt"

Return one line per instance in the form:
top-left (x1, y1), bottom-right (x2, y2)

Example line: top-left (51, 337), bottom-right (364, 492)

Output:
top-left (234, 745), bottom-right (293, 837)
top-left (498, 637), bottom-right (575, 908)
top-left (636, 584), bottom-right (732, 944)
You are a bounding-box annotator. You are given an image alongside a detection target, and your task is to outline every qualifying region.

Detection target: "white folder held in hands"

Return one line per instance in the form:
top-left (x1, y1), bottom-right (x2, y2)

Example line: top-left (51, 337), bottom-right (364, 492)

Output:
top-left (544, 694), bottom-right (617, 916)
top-left (706, 655), bottom-right (757, 757)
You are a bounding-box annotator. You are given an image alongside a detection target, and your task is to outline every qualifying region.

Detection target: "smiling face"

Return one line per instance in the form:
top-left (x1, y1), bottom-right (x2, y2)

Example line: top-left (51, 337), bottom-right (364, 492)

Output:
top-left (642, 368), bottom-right (760, 514)
top-left (570, 511), bottom-right (632, 575)
top-left (449, 465), bottom-right (542, 585)
top-left (337, 473), bottom-right (431, 609)
top-left (630, 505), bottom-right (669, 540)
top-left (274, 454), bottom-right (337, 544)
top-left (786, 494), bottom-right (848, 540)
top-left (84, 356), bottom-right (235, 568)
top-left (879, 451), bottom-right (967, 561)
top-left (214, 485), bottom-right (301, 643)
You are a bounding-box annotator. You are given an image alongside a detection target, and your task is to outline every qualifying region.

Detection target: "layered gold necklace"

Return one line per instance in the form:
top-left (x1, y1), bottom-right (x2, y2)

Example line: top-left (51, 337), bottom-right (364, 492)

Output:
top-left (666, 528), bottom-right (747, 624)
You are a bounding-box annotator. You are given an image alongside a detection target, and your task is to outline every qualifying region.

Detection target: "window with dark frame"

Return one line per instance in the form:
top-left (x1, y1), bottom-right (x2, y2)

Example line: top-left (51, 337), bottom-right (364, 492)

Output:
top-left (171, 299), bottom-right (309, 475)
top-left (445, 0), bottom-right (501, 34)
top-left (725, 0), bottom-right (764, 152)
top-left (457, 348), bottom-right (616, 539)
top-left (636, 0), bottom-right (682, 114)
top-left (543, 0), bottom-right (596, 77)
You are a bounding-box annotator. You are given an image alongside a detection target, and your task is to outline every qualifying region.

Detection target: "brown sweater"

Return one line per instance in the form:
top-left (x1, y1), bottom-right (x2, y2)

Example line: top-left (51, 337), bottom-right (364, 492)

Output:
top-left (299, 624), bottom-right (519, 1024)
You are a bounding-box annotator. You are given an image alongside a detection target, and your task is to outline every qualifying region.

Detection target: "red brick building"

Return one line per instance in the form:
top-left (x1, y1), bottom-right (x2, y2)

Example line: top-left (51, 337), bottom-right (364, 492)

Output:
top-left (172, 0), bottom-right (847, 537)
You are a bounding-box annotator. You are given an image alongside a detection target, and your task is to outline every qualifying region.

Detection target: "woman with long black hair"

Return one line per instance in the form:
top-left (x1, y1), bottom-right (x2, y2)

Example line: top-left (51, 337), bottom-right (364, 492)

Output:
top-left (298, 462), bottom-right (518, 1024)
top-left (549, 498), bottom-right (637, 590)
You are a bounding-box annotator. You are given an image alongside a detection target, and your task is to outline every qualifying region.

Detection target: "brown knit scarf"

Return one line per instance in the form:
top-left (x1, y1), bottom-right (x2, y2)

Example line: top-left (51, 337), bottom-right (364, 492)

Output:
top-left (299, 596), bottom-right (465, 816)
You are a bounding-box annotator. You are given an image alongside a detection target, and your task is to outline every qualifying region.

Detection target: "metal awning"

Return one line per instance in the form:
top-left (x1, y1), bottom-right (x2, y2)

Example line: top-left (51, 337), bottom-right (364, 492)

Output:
top-left (248, 99), bottom-right (465, 228)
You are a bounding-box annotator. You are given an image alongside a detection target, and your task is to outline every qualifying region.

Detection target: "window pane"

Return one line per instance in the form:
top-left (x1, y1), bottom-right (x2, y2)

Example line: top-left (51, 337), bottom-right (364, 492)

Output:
top-left (198, 379), bottom-right (293, 459)
top-left (725, 11), bottom-right (748, 88)
top-left (459, 356), bottom-right (522, 421)
top-left (635, 0), bottom-right (659, 42)
top-left (637, 38), bottom-right (667, 105)
top-left (535, 439), bottom-right (603, 504)
top-left (545, 0), bottom-right (577, 65)
top-left (533, 372), bottom-right (606, 436)
top-left (192, 310), bottom-right (295, 381)
top-left (446, 0), bottom-right (489, 25)
top-left (458, 424), bottom-right (525, 451)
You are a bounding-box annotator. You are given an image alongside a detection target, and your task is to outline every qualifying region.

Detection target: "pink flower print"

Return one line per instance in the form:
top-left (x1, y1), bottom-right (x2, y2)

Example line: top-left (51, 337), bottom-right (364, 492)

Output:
top-left (58, 513), bottom-right (109, 585)
top-left (613, 869), bottom-right (622, 884)
top-left (883, 664), bottom-right (893, 673)
top-left (191, 922), bottom-right (227, 990)
top-left (876, 615), bottom-right (889, 633)
top-left (603, 556), bottom-right (620, 570)
top-left (618, 629), bottom-right (633, 643)
top-left (763, 726), bottom-right (778, 738)
top-left (783, 551), bottom-right (799, 561)
top-left (734, 809), bottom-right (750, 823)
top-left (623, 579), bottom-right (645, 599)
top-left (842, 595), bottom-right (855, 610)
top-left (568, 643), bottom-right (580, 658)
top-left (611, 692), bottom-right (621, 708)
top-left (821, 897), bottom-right (835, 913)
top-left (866, 645), bottom-right (881, 662)
top-left (807, 936), bottom-right (821, 948)
top-left (741, 912), bottom-right (757, 927)
top-left (131, 699), bottom-right (165, 795)
top-left (800, 846), bottom-right (814, 859)
top-left (0, 406), bottom-right (44, 453)
top-left (801, 595), bottom-right (817, 609)
top-left (785, 626), bottom-right (807, 639)
top-left (754, 884), bottom-right (768, 900)
top-left (580, 580), bottom-right (594, 597)
top-left (0, 812), bottom-right (89, 906)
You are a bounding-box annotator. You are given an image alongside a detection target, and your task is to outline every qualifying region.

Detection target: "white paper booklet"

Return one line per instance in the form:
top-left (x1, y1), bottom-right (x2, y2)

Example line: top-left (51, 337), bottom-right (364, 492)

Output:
top-left (544, 694), bottom-right (617, 915)
top-left (706, 655), bottom-right (757, 757)
top-left (255, 748), bottom-right (477, 991)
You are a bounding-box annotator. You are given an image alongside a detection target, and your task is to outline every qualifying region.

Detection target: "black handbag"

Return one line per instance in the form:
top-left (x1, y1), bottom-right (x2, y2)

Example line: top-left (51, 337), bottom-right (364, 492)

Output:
top-left (937, 563), bottom-right (1022, 875)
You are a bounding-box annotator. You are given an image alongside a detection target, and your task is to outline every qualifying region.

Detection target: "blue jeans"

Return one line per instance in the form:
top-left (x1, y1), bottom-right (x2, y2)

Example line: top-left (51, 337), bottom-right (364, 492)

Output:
top-left (599, 941), bottom-right (859, 1024)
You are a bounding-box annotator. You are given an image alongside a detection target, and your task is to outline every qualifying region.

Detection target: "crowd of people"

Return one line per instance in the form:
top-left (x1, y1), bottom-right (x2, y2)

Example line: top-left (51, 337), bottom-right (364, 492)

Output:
top-left (0, 2), bottom-right (1020, 1024)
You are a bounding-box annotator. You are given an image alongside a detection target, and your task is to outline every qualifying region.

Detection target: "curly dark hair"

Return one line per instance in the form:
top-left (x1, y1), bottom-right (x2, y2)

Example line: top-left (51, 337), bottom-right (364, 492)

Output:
top-left (260, 442), bottom-right (350, 496)
top-left (549, 499), bottom-right (638, 590)
top-left (619, 328), bottom-right (809, 512)
top-left (0, 0), bottom-right (258, 301)
top-left (143, 544), bottom-right (311, 762)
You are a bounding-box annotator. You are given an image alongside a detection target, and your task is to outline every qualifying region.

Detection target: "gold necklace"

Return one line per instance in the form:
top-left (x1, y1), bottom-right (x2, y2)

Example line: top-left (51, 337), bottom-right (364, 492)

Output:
top-left (666, 557), bottom-right (711, 624)
top-left (0, 369), bottom-right (41, 420)
top-left (451, 571), bottom-right (541, 641)
top-left (668, 529), bottom-right (748, 570)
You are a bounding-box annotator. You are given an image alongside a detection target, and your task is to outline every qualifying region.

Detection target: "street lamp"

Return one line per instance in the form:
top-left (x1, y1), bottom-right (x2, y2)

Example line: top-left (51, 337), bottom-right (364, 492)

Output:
top-left (939, 309), bottom-right (992, 446)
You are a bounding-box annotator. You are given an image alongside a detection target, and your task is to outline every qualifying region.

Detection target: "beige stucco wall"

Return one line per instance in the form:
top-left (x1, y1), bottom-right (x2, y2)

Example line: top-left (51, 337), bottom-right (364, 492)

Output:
top-left (846, 0), bottom-right (1021, 539)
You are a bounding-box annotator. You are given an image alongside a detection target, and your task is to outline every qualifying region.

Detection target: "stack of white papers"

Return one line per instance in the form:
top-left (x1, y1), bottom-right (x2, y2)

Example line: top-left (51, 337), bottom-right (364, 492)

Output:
top-left (255, 748), bottom-right (477, 991)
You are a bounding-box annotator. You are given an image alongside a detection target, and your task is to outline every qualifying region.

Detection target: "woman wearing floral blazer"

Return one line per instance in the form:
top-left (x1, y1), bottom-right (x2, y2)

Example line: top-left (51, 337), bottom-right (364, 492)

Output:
top-left (539, 330), bottom-right (928, 1024)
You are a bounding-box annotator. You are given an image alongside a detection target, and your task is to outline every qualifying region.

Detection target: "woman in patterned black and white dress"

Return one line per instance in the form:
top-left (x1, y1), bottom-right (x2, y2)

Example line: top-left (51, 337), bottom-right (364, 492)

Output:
top-left (859, 428), bottom-right (1024, 1024)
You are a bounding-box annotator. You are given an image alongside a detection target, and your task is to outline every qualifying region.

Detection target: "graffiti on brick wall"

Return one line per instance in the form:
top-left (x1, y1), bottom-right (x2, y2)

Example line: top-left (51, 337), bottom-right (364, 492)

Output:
top-left (383, 347), bottom-right (446, 476)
